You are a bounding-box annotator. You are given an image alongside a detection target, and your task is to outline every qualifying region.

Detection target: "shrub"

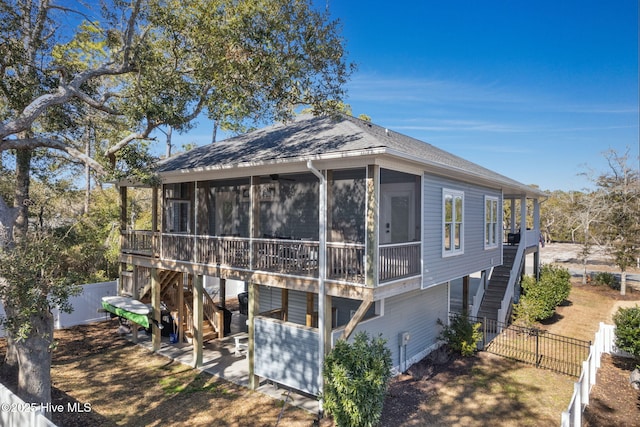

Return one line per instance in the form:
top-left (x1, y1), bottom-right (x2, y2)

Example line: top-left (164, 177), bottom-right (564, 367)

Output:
top-left (540, 264), bottom-right (571, 307)
top-left (322, 332), bottom-right (392, 427)
top-left (593, 272), bottom-right (620, 290)
top-left (513, 265), bottom-right (572, 324)
top-left (438, 313), bottom-right (482, 356)
top-left (613, 306), bottom-right (640, 364)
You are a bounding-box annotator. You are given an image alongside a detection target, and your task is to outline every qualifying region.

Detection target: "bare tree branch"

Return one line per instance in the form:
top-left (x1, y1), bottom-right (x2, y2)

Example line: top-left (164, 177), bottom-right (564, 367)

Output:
top-left (0, 137), bottom-right (107, 176)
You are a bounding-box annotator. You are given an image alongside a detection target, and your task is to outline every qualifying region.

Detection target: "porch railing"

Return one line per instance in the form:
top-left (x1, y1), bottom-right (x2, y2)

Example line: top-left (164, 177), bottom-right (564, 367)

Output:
top-left (121, 230), bottom-right (155, 256)
top-left (125, 231), bottom-right (421, 285)
top-left (379, 242), bottom-right (421, 282)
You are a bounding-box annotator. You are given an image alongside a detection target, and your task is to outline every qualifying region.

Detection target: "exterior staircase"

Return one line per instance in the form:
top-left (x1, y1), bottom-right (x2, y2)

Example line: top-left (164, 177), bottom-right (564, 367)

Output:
top-left (477, 245), bottom-right (520, 321)
top-left (138, 270), bottom-right (221, 341)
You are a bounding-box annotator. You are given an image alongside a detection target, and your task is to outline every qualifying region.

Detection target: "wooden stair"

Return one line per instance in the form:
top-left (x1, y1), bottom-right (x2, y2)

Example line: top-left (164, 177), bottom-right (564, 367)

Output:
top-left (477, 245), bottom-right (519, 321)
top-left (183, 290), bottom-right (220, 342)
top-left (138, 270), bottom-right (223, 342)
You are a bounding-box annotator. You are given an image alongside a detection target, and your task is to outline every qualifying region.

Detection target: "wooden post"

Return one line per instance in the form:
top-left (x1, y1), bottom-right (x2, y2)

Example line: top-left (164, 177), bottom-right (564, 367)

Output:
top-left (323, 295), bottom-right (332, 354)
top-left (281, 288), bottom-right (289, 322)
top-left (366, 165), bottom-right (380, 287)
top-left (462, 275), bottom-right (470, 315)
top-left (151, 268), bottom-right (161, 351)
top-left (177, 273), bottom-right (185, 344)
top-left (193, 274), bottom-right (203, 368)
top-left (119, 186), bottom-right (128, 289)
top-left (248, 282), bottom-right (260, 390)
top-left (250, 176), bottom-right (261, 269)
top-left (220, 278), bottom-right (226, 309)
top-left (339, 299), bottom-right (373, 341)
top-left (306, 292), bottom-right (315, 327)
top-left (151, 186), bottom-right (159, 256)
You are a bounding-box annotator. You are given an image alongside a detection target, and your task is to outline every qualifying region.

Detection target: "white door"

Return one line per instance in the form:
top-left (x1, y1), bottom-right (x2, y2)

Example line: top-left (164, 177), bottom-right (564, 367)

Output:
top-left (381, 183), bottom-right (415, 244)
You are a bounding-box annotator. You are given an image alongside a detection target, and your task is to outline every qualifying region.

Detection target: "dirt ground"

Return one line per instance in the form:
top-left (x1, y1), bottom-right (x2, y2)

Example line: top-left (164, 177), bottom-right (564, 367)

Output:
top-left (0, 243), bottom-right (638, 426)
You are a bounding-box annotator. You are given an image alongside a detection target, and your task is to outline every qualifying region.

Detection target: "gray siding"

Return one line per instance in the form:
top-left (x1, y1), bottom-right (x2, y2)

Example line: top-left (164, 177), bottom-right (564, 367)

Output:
top-left (255, 318), bottom-right (320, 395)
top-left (332, 284), bottom-right (449, 372)
top-left (422, 173), bottom-right (502, 288)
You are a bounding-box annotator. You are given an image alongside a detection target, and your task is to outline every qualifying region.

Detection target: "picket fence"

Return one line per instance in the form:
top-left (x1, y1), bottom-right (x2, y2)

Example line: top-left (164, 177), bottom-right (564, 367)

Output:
top-left (561, 322), bottom-right (632, 426)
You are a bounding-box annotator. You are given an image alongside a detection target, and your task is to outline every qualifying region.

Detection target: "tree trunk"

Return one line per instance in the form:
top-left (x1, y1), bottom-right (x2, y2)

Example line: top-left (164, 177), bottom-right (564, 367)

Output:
top-left (620, 270), bottom-right (627, 296)
top-left (15, 310), bottom-right (54, 412)
top-left (14, 148), bottom-right (32, 240)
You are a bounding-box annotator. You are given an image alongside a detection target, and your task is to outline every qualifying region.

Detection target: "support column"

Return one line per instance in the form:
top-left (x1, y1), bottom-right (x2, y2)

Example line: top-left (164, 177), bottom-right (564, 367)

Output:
top-left (250, 176), bottom-right (261, 269)
top-left (220, 278), bottom-right (226, 309)
top-left (323, 294), bottom-right (333, 354)
top-left (151, 268), bottom-right (161, 351)
top-left (177, 273), bottom-right (185, 344)
top-left (462, 275), bottom-right (470, 315)
top-left (193, 274), bottom-right (203, 368)
top-left (365, 165), bottom-right (380, 287)
top-left (281, 288), bottom-right (289, 322)
top-left (119, 186), bottom-right (128, 290)
top-left (520, 196), bottom-right (527, 244)
top-left (248, 282), bottom-right (260, 390)
top-left (151, 186), bottom-right (159, 257)
top-left (306, 292), bottom-right (315, 327)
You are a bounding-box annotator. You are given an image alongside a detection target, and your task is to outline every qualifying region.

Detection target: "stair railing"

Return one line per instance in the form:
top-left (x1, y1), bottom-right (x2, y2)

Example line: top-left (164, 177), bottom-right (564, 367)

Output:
top-left (470, 269), bottom-right (489, 318)
top-left (497, 244), bottom-right (526, 324)
top-left (202, 288), bottom-right (222, 337)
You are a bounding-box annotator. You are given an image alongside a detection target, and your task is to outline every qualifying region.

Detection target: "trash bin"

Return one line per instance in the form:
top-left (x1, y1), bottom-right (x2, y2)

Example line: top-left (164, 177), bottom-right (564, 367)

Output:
top-left (238, 292), bottom-right (249, 316)
top-left (217, 307), bottom-right (232, 335)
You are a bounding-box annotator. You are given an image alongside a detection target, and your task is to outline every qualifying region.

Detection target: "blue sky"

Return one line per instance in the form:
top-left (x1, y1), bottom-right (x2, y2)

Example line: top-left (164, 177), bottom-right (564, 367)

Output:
top-left (175, 0), bottom-right (639, 192)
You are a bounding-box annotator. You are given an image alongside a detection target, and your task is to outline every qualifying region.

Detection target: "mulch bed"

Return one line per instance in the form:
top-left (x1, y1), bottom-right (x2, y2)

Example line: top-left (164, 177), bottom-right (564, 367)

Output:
top-left (583, 353), bottom-right (640, 426)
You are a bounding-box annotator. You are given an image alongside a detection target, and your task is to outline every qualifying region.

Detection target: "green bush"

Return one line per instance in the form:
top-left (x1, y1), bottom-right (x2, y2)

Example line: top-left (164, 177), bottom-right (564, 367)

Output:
top-left (613, 306), bottom-right (640, 364)
top-left (593, 272), bottom-right (620, 290)
top-left (322, 332), bottom-right (392, 427)
top-left (438, 313), bottom-right (482, 356)
top-left (540, 264), bottom-right (571, 307)
top-left (513, 265), bottom-right (572, 324)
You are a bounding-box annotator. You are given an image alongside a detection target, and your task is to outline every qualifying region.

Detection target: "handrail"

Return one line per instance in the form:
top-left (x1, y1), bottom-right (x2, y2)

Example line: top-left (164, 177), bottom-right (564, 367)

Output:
top-left (470, 270), bottom-right (488, 318)
top-left (497, 243), bottom-right (526, 324)
top-left (202, 288), bottom-right (221, 335)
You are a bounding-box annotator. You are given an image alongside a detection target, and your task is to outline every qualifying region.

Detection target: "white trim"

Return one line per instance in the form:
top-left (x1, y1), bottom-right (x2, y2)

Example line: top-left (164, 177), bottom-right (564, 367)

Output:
top-left (442, 188), bottom-right (464, 257)
top-left (484, 195), bottom-right (499, 250)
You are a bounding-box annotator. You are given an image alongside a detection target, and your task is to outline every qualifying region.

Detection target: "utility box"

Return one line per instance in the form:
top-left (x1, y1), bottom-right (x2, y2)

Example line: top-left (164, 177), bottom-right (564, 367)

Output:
top-left (399, 332), bottom-right (411, 346)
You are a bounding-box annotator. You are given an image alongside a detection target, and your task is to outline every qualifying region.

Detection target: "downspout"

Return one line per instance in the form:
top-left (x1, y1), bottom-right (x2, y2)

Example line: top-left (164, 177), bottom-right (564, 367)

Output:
top-left (307, 160), bottom-right (327, 415)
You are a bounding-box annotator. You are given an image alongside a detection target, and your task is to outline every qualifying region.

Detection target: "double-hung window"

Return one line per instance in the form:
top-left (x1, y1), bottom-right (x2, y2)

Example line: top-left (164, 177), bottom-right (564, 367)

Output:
top-left (443, 189), bottom-right (464, 256)
top-left (485, 196), bottom-right (499, 249)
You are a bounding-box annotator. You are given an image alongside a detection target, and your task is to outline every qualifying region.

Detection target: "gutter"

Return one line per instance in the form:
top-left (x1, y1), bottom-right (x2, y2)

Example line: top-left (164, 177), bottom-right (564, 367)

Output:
top-left (307, 160), bottom-right (327, 415)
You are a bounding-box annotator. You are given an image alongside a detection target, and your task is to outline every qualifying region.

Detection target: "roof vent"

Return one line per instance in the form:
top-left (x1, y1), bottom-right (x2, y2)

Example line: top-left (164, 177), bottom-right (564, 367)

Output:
top-left (385, 128), bottom-right (389, 137)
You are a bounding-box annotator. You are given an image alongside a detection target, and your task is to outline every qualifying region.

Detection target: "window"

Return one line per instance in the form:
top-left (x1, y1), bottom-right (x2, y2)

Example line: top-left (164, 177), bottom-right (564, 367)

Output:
top-left (443, 189), bottom-right (464, 256)
top-left (485, 196), bottom-right (499, 249)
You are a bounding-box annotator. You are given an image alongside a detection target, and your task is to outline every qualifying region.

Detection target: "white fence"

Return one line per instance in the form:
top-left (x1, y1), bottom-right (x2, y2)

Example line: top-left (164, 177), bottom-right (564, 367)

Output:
top-left (0, 382), bottom-right (57, 427)
top-left (0, 281), bottom-right (118, 337)
top-left (561, 322), bottom-right (632, 426)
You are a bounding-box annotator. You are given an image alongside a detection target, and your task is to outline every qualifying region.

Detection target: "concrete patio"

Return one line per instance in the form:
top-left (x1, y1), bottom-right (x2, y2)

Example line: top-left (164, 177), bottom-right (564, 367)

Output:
top-left (125, 308), bottom-right (320, 414)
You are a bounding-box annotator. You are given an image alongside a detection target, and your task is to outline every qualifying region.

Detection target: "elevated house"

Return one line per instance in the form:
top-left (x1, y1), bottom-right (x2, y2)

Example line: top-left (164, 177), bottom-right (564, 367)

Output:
top-left (117, 113), bottom-right (545, 396)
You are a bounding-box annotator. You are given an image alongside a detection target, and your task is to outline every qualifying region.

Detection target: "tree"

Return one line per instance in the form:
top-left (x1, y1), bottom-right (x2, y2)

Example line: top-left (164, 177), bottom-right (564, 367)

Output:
top-left (1, 0), bottom-right (352, 407)
top-left (596, 149), bottom-right (640, 295)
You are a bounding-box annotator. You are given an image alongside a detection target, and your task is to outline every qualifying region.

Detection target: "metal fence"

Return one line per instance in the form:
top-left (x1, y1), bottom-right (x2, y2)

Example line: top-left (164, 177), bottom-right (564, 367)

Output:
top-left (458, 314), bottom-right (592, 377)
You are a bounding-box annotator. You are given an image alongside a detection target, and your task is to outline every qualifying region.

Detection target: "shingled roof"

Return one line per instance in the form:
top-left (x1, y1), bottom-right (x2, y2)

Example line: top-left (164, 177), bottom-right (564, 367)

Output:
top-left (156, 114), bottom-right (544, 197)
